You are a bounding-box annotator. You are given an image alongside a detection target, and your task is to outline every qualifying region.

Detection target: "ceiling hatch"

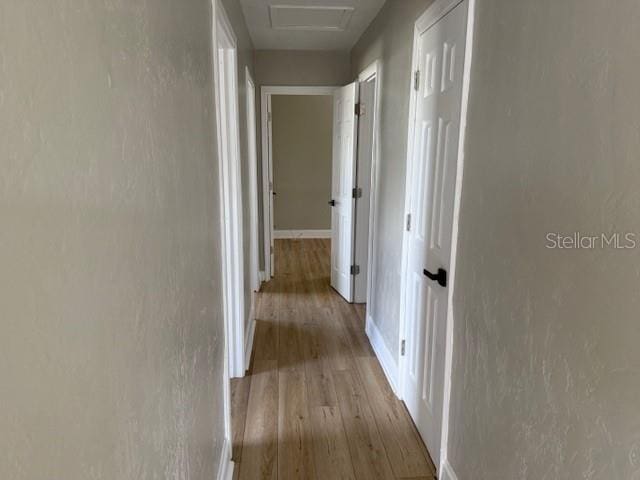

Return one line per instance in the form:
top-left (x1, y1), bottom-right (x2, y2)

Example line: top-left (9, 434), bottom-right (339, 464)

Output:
top-left (270, 5), bottom-right (355, 31)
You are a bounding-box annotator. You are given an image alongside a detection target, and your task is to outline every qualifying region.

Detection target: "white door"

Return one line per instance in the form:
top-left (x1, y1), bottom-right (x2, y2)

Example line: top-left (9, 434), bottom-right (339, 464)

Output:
top-left (402, 1), bottom-right (468, 467)
top-left (330, 82), bottom-right (359, 302)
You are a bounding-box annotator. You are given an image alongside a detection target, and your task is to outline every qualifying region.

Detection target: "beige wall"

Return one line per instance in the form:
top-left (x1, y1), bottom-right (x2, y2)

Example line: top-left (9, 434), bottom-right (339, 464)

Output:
top-left (271, 95), bottom-right (333, 231)
top-left (448, 1), bottom-right (640, 478)
top-left (255, 50), bottom-right (351, 87)
top-left (0, 1), bottom-right (226, 478)
top-left (220, 0), bottom-right (256, 334)
top-left (351, 0), bottom-right (433, 358)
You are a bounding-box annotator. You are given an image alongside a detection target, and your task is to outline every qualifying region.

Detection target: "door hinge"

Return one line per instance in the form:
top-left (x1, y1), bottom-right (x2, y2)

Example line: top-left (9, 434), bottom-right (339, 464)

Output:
top-left (355, 102), bottom-right (365, 117)
top-left (350, 265), bottom-right (360, 276)
top-left (406, 213), bottom-right (412, 232)
top-left (268, 111), bottom-right (272, 122)
top-left (352, 187), bottom-right (363, 199)
top-left (401, 340), bottom-right (406, 356)
top-left (414, 70), bottom-right (421, 91)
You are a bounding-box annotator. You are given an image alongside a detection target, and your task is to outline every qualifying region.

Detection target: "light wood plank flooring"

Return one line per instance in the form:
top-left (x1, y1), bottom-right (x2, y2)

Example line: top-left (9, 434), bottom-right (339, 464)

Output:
top-left (231, 239), bottom-right (436, 480)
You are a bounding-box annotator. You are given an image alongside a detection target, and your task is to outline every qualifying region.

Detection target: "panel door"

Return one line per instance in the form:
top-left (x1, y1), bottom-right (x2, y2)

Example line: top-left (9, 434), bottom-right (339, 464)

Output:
top-left (330, 83), bottom-right (359, 302)
top-left (403, 1), bottom-right (468, 468)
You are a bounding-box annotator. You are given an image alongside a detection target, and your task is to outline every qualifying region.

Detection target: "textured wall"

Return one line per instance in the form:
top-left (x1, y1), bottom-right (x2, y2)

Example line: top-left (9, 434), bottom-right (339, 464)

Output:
top-left (254, 50), bottom-right (352, 87)
top-left (0, 1), bottom-right (226, 478)
top-left (254, 49), bottom-right (352, 268)
top-left (350, 0), bottom-right (433, 359)
top-left (448, 0), bottom-right (640, 478)
top-left (271, 95), bottom-right (333, 231)
top-left (220, 0), bottom-right (256, 335)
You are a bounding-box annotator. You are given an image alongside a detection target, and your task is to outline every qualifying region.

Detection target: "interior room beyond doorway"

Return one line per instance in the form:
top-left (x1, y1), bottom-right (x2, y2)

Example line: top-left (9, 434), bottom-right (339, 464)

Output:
top-left (271, 94), bottom-right (334, 240)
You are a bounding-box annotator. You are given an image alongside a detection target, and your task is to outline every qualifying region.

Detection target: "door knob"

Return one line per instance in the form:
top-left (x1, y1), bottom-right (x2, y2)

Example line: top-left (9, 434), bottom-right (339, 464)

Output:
top-left (423, 268), bottom-right (447, 287)
top-left (328, 199), bottom-right (336, 207)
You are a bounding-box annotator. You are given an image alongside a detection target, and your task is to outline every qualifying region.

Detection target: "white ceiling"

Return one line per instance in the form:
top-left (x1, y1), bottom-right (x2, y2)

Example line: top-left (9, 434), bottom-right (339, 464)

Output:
top-left (240, 0), bottom-right (387, 51)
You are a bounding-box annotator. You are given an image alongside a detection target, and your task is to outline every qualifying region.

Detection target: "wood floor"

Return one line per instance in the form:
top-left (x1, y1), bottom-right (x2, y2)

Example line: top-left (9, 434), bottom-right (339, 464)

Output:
top-left (231, 239), bottom-right (436, 480)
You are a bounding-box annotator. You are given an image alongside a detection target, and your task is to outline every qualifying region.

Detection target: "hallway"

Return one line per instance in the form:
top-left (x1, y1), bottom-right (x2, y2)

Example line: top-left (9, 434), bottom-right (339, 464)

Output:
top-left (231, 239), bottom-right (436, 480)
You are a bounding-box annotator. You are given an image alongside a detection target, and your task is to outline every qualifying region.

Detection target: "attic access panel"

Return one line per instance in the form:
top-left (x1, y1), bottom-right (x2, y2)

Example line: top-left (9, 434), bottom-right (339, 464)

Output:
top-left (270, 5), bottom-right (355, 31)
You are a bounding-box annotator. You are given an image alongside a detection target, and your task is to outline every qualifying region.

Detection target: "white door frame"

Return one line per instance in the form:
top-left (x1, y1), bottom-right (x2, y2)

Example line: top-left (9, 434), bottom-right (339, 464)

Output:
top-left (358, 61), bottom-right (382, 323)
top-left (245, 67), bottom-right (260, 294)
top-left (213, 0), bottom-right (246, 380)
top-left (260, 86), bottom-right (337, 278)
top-left (397, 0), bottom-right (476, 474)
top-left (210, 1), bottom-right (243, 477)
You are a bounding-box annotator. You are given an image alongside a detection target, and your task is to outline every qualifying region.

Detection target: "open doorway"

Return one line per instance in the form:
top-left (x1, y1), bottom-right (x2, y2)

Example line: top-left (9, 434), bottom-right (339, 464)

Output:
top-left (261, 82), bottom-right (378, 309)
top-left (261, 86), bottom-right (336, 279)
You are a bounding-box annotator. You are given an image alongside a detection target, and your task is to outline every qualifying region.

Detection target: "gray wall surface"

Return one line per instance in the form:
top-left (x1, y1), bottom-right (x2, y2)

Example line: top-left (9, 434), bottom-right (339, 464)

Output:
top-left (255, 50), bottom-right (352, 267)
top-left (351, 0), bottom-right (433, 359)
top-left (254, 50), bottom-right (352, 87)
top-left (271, 95), bottom-right (334, 231)
top-left (220, 0), bottom-right (256, 335)
top-left (448, 1), bottom-right (640, 478)
top-left (0, 1), bottom-right (226, 478)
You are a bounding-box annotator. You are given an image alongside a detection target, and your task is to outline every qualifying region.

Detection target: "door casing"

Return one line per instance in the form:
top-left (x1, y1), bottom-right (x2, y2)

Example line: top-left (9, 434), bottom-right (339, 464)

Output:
top-left (397, 0), bottom-right (477, 474)
top-left (354, 63), bottom-right (379, 306)
top-left (245, 68), bottom-right (260, 295)
top-left (211, 0), bottom-right (245, 474)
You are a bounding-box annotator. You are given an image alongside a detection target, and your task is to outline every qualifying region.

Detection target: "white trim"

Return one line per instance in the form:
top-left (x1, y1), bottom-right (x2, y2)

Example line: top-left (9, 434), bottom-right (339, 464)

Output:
top-left (357, 60), bottom-right (382, 330)
top-left (440, 460), bottom-right (459, 480)
top-left (211, 0), bottom-right (232, 463)
top-left (244, 313), bottom-right (256, 373)
top-left (365, 315), bottom-right (399, 396)
top-left (245, 67), bottom-right (261, 294)
top-left (216, 438), bottom-right (235, 480)
top-left (261, 85), bottom-right (338, 279)
top-left (273, 229), bottom-right (332, 239)
top-left (214, 0), bottom-right (246, 382)
top-left (258, 270), bottom-right (267, 283)
top-left (397, 0), bottom-right (475, 472)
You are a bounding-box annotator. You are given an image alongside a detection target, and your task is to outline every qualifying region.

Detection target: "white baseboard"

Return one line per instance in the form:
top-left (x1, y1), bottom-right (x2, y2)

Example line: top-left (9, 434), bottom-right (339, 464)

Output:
top-left (440, 459), bottom-right (459, 480)
top-left (244, 292), bottom-right (257, 373)
top-left (244, 314), bottom-right (256, 373)
top-left (216, 439), bottom-right (234, 480)
top-left (365, 315), bottom-right (400, 397)
top-left (273, 229), bottom-right (331, 239)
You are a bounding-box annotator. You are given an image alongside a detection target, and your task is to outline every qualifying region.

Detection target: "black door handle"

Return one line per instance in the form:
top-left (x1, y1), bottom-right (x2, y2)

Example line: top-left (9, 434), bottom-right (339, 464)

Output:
top-left (423, 268), bottom-right (447, 287)
top-left (328, 199), bottom-right (336, 207)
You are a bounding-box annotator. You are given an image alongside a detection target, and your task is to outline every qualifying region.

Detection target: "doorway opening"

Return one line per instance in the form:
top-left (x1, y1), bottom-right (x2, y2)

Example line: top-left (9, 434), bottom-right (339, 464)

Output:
top-left (261, 86), bottom-right (335, 279)
top-left (261, 81), bottom-right (378, 309)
